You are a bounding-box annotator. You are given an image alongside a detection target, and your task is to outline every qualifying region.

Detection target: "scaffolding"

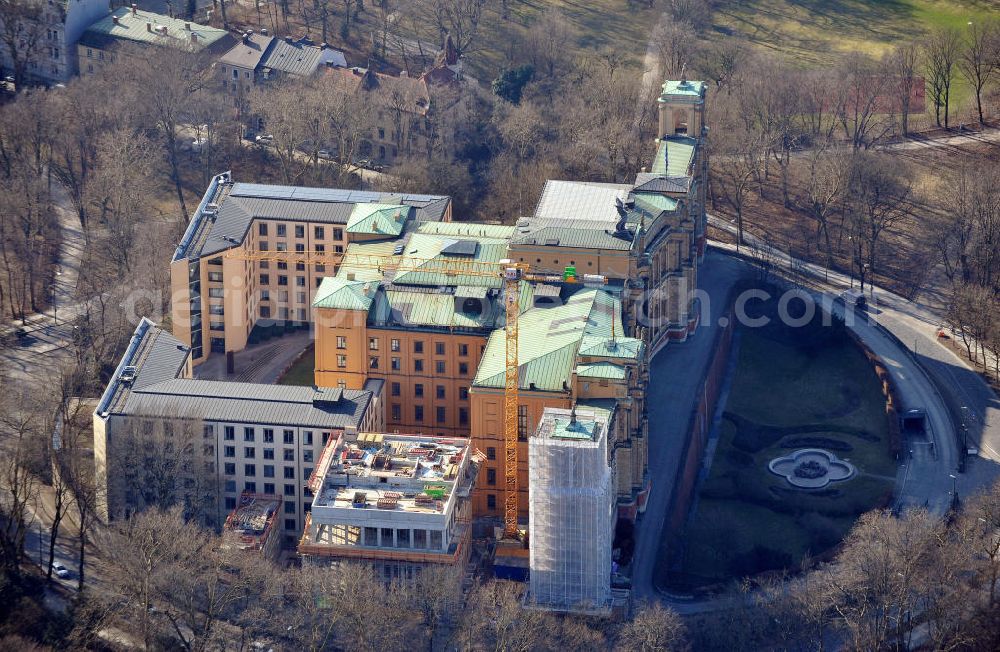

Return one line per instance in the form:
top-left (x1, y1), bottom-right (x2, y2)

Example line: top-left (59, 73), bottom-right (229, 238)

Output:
top-left (528, 408), bottom-right (614, 613)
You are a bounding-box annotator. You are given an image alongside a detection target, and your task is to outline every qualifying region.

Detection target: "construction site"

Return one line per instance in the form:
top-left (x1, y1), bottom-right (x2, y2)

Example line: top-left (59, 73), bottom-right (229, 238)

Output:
top-left (299, 432), bottom-right (478, 579)
top-left (94, 76), bottom-right (709, 612)
top-left (222, 493), bottom-right (283, 562)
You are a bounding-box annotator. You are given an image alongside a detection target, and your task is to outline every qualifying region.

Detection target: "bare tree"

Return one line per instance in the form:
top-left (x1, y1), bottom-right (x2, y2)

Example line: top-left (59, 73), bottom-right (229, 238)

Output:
top-left (521, 10), bottom-right (578, 78)
top-left (798, 144), bottom-right (849, 272)
top-left (114, 44), bottom-right (216, 220)
top-left (924, 27), bottom-right (962, 128)
top-left (845, 152), bottom-right (911, 293)
top-left (822, 509), bottom-right (942, 651)
top-left (0, 0), bottom-right (45, 89)
top-left (422, 0), bottom-right (487, 57)
top-left (85, 133), bottom-right (158, 274)
top-left (651, 20), bottom-right (700, 79)
top-left (832, 53), bottom-right (894, 150)
top-left (930, 163), bottom-right (1000, 328)
top-left (959, 20), bottom-right (1000, 125)
top-left (455, 580), bottom-right (554, 651)
top-left (0, 381), bottom-right (44, 576)
top-left (714, 120), bottom-right (767, 249)
top-left (615, 601), bottom-right (688, 651)
top-left (885, 43), bottom-right (919, 137)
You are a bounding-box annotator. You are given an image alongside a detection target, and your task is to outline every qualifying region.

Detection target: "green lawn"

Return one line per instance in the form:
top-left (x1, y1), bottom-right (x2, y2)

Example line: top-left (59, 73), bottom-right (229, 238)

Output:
top-left (277, 346), bottom-right (315, 387)
top-left (658, 299), bottom-right (896, 590)
top-left (715, 0), bottom-right (999, 63)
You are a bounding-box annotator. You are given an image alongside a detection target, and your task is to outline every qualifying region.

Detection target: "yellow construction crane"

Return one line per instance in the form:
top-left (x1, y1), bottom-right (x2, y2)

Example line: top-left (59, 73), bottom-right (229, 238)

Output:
top-left (225, 248), bottom-right (587, 538)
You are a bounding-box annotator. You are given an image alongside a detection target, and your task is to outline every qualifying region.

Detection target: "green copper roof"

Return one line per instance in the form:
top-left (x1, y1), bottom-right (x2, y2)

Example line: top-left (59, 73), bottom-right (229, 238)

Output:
top-left (312, 277), bottom-right (376, 311)
top-left (416, 222), bottom-right (516, 239)
top-left (455, 285), bottom-right (489, 299)
top-left (577, 335), bottom-right (644, 360)
top-left (84, 8), bottom-right (230, 51)
top-left (390, 232), bottom-right (507, 288)
top-left (472, 288), bottom-right (625, 392)
top-left (659, 79), bottom-right (706, 99)
top-left (576, 398), bottom-right (617, 421)
top-left (336, 240), bottom-right (399, 282)
top-left (575, 362), bottom-right (626, 380)
top-left (372, 289), bottom-right (499, 329)
top-left (650, 137), bottom-right (698, 177)
top-left (549, 416), bottom-right (598, 441)
top-left (633, 192), bottom-right (679, 214)
top-left (346, 204), bottom-right (409, 236)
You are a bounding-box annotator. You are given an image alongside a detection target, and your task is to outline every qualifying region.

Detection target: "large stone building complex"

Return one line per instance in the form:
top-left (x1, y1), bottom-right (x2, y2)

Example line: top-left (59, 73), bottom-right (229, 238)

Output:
top-left (99, 78), bottom-right (707, 567)
top-left (170, 173), bottom-right (451, 364)
top-left (94, 319), bottom-right (383, 547)
top-left (311, 221), bottom-right (517, 437)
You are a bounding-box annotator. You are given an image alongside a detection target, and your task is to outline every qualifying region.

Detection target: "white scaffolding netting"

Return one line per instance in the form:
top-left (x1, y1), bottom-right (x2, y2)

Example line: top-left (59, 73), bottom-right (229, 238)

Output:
top-left (528, 409), bottom-right (613, 612)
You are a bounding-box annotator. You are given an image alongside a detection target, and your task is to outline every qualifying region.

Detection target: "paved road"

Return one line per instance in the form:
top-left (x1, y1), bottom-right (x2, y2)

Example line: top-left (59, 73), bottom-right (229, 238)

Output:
top-left (710, 214), bottom-right (1000, 493)
top-left (0, 180), bottom-right (86, 382)
top-left (633, 240), bottom-right (1000, 611)
top-left (632, 250), bottom-right (754, 602)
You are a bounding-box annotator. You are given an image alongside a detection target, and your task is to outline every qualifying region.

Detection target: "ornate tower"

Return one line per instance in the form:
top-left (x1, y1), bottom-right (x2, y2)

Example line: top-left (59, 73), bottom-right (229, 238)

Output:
top-left (656, 76), bottom-right (706, 138)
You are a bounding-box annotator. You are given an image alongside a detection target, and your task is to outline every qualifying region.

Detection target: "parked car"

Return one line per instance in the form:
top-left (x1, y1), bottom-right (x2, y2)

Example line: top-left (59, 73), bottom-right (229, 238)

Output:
top-left (51, 562), bottom-right (70, 579)
top-left (255, 134), bottom-right (274, 145)
top-left (839, 288), bottom-right (867, 309)
top-left (191, 137), bottom-right (208, 152)
top-left (317, 149), bottom-right (332, 160)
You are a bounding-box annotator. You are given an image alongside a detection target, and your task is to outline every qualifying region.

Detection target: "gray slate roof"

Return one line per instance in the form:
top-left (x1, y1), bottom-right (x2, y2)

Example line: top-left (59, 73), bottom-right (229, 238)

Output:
top-left (176, 177), bottom-right (451, 260)
top-left (97, 319), bottom-right (372, 432)
top-left (260, 38), bottom-right (325, 76)
top-left (218, 33), bottom-right (271, 69)
top-left (633, 174), bottom-right (692, 194)
top-left (96, 318), bottom-right (191, 417)
top-left (117, 379), bottom-right (372, 430)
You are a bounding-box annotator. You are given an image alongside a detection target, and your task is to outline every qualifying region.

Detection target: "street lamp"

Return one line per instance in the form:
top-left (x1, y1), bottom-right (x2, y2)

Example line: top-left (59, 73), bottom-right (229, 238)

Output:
top-left (961, 406), bottom-right (969, 455)
top-left (950, 473), bottom-right (959, 510)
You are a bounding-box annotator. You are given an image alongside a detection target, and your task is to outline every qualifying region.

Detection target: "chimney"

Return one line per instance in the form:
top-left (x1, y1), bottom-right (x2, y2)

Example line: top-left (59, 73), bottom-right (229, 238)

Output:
top-left (190, 33), bottom-right (198, 44)
top-left (184, 22), bottom-right (191, 30)
top-left (260, 28), bottom-right (268, 36)
top-left (320, 42), bottom-right (328, 50)
top-left (284, 36), bottom-right (293, 44)
top-left (146, 21), bottom-right (152, 32)
top-left (131, 3), bottom-right (137, 16)
top-left (242, 31), bottom-right (249, 44)
top-left (112, 15), bottom-right (119, 24)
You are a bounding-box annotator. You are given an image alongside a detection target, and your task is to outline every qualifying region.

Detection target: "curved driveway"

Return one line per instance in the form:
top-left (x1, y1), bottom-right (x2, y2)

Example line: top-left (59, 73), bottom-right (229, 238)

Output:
top-left (633, 240), bottom-right (999, 607)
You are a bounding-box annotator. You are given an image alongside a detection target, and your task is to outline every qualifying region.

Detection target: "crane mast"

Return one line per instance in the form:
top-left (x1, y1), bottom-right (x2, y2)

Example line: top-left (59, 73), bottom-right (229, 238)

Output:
top-left (502, 264), bottom-right (522, 539)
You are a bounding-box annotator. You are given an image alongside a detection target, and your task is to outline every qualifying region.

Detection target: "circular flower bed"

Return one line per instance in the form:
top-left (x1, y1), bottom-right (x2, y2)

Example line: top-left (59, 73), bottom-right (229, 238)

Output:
top-left (794, 460), bottom-right (828, 479)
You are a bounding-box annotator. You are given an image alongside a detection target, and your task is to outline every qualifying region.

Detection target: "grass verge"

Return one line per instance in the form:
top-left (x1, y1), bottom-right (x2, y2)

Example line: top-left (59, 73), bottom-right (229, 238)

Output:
top-left (277, 345), bottom-right (315, 386)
